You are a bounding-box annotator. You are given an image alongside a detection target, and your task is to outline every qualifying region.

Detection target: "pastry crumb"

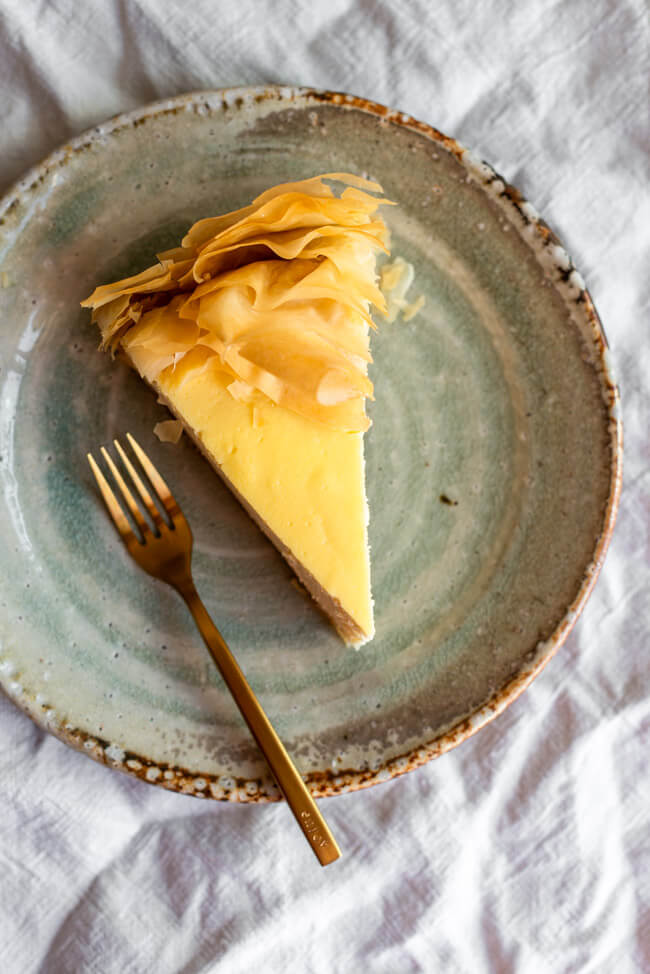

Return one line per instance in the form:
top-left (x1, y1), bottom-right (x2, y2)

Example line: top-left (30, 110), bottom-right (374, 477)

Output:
top-left (153, 419), bottom-right (183, 444)
top-left (379, 257), bottom-right (424, 322)
top-left (402, 295), bottom-right (425, 321)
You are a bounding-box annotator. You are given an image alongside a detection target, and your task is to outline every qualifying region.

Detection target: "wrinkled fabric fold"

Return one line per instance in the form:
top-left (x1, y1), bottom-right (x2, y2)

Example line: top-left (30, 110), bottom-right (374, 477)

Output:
top-left (1, 1), bottom-right (647, 972)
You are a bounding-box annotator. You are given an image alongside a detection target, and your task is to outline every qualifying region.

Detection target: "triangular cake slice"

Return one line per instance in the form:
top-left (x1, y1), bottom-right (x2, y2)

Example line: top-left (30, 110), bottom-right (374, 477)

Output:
top-left (82, 174), bottom-right (391, 645)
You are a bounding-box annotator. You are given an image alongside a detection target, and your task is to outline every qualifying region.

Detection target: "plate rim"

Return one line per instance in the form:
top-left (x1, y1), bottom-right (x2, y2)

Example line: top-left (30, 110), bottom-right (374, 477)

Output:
top-left (0, 85), bottom-right (623, 802)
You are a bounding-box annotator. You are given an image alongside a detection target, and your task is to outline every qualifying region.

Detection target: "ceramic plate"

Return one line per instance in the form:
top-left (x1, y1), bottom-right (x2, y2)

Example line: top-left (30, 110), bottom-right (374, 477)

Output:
top-left (0, 88), bottom-right (621, 801)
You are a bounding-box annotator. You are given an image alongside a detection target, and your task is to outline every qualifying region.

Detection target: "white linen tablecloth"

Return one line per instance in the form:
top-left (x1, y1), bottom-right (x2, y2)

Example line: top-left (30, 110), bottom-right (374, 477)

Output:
top-left (1, 2), bottom-right (648, 971)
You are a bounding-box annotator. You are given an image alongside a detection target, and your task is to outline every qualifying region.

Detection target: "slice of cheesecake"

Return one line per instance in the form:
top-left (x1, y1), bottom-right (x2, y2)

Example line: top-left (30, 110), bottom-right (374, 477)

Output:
top-left (82, 174), bottom-right (391, 645)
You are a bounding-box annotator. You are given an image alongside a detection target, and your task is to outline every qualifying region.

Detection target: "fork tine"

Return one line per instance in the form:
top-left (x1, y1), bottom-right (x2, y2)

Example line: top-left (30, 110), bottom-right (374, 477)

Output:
top-left (114, 438), bottom-right (166, 532)
top-left (126, 432), bottom-right (182, 521)
top-left (87, 452), bottom-right (135, 543)
top-left (100, 446), bottom-right (148, 535)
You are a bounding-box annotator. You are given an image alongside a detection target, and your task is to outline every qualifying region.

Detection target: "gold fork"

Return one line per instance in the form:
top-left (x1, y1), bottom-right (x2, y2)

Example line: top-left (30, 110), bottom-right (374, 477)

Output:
top-left (87, 432), bottom-right (341, 866)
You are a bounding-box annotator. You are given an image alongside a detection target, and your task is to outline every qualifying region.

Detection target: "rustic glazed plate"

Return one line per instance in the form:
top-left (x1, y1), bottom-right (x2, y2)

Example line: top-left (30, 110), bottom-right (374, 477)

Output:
top-left (0, 88), bottom-right (621, 801)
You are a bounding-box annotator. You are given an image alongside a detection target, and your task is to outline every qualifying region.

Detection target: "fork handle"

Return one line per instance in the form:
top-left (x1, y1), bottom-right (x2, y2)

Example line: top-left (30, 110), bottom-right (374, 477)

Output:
top-left (177, 579), bottom-right (341, 866)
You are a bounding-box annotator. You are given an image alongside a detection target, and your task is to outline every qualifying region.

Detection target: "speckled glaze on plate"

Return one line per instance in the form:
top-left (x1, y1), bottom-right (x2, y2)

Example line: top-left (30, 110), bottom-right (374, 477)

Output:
top-left (0, 88), bottom-right (621, 801)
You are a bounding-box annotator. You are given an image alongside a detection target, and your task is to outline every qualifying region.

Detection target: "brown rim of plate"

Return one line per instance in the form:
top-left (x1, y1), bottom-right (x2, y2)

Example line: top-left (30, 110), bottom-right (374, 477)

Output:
top-left (0, 86), bottom-right (623, 803)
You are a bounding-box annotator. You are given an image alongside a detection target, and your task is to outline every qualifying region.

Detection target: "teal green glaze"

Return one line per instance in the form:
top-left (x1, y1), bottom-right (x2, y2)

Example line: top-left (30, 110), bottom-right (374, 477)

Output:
top-left (48, 185), bottom-right (104, 246)
top-left (0, 89), bottom-right (620, 797)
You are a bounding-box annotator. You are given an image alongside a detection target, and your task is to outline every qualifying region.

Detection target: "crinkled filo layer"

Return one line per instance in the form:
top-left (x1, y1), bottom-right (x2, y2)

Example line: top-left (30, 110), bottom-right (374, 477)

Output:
top-left (82, 173), bottom-right (391, 432)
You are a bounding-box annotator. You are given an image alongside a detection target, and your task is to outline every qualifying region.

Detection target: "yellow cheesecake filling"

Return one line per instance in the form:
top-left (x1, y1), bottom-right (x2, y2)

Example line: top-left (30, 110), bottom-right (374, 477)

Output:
top-left (82, 174), bottom-right (391, 644)
top-left (155, 353), bottom-right (373, 639)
